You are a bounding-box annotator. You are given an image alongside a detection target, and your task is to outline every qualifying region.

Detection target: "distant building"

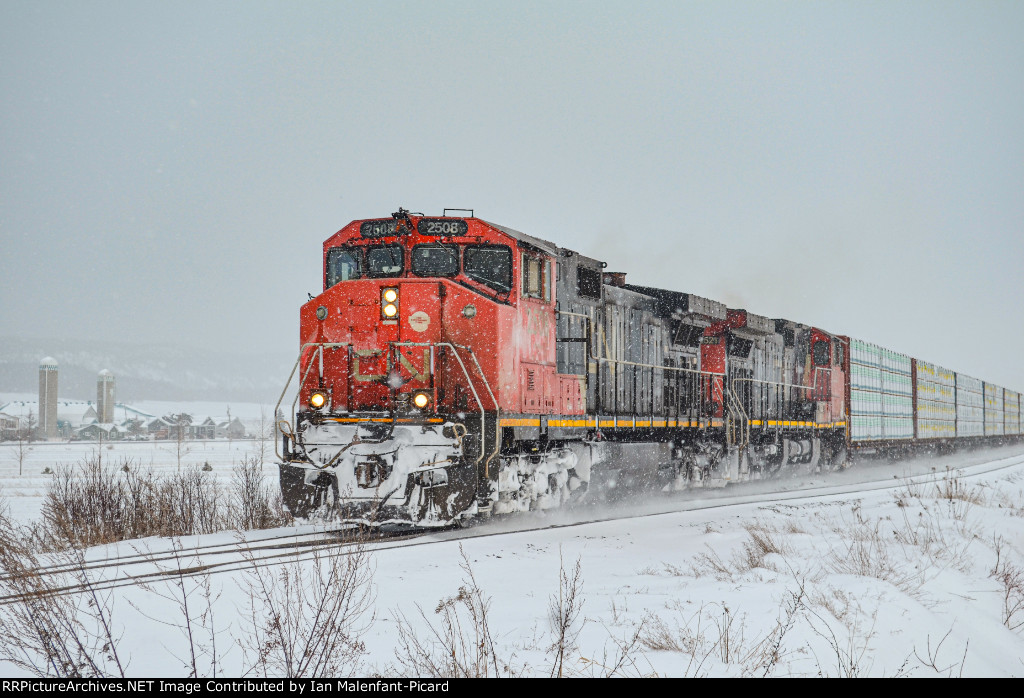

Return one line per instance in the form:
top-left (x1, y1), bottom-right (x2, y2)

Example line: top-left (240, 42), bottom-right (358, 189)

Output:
top-left (38, 357), bottom-right (58, 439)
top-left (76, 423), bottom-right (123, 441)
top-left (97, 369), bottom-right (115, 423)
top-left (59, 404), bottom-right (97, 439)
top-left (190, 416), bottom-right (217, 440)
top-left (217, 417), bottom-right (247, 439)
top-left (146, 417), bottom-right (173, 439)
top-left (0, 412), bottom-right (21, 440)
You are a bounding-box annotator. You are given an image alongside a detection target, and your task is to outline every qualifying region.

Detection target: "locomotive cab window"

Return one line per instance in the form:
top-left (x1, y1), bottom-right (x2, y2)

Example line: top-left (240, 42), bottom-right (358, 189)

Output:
top-left (326, 247), bottom-right (362, 288)
top-left (412, 244), bottom-right (459, 277)
top-left (813, 340), bottom-right (830, 367)
top-left (521, 252), bottom-right (551, 302)
top-left (464, 245), bottom-right (512, 294)
top-left (366, 245), bottom-right (404, 277)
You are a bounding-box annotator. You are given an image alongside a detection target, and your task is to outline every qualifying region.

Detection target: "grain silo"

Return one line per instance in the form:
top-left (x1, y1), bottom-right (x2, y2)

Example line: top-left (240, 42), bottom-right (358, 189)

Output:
top-left (97, 369), bottom-right (115, 423)
top-left (38, 356), bottom-right (58, 439)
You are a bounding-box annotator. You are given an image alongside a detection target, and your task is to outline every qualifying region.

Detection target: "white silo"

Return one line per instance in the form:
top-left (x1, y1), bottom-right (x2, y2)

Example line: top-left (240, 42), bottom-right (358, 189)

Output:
top-left (38, 356), bottom-right (58, 439)
top-left (97, 369), bottom-right (115, 423)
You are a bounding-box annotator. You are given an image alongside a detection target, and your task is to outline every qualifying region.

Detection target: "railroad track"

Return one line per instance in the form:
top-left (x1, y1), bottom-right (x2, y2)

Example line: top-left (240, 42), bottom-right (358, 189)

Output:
top-left (3, 449), bottom-right (1022, 606)
top-left (0, 525), bottom-right (428, 606)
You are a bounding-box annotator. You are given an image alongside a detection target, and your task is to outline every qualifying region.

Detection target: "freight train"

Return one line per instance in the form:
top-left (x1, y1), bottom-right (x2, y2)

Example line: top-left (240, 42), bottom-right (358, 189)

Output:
top-left (275, 208), bottom-right (1022, 525)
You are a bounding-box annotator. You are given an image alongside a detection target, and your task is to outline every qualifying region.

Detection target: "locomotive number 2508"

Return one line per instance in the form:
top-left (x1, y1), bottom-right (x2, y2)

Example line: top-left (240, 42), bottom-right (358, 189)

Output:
top-left (419, 219), bottom-right (468, 236)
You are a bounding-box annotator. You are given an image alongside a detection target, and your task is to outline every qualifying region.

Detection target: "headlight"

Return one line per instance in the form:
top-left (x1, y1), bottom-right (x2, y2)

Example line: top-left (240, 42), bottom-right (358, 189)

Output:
top-left (381, 287), bottom-right (399, 319)
top-left (309, 392), bottom-right (326, 409)
top-left (412, 392), bottom-right (431, 409)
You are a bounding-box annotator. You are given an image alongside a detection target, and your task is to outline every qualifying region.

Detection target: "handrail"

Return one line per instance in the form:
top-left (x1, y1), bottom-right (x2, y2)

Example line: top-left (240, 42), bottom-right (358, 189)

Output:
top-left (274, 341), bottom-right (351, 462)
top-left (560, 309), bottom-right (841, 436)
top-left (462, 346), bottom-right (502, 479)
top-left (731, 366), bottom-right (835, 425)
top-left (731, 368), bottom-right (832, 392)
top-left (724, 381), bottom-right (745, 448)
top-left (556, 309), bottom-right (725, 377)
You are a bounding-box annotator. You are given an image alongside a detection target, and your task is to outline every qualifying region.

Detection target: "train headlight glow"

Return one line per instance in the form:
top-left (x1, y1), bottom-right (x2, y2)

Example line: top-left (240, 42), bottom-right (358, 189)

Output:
top-left (381, 287), bottom-right (400, 319)
top-left (309, 392), bottom-right (327, 409)
top-left (413, 392), bottom-right (431, 409)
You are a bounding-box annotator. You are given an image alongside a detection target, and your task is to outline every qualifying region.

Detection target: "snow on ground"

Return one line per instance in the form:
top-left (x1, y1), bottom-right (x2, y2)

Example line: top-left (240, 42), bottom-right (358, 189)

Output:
top-left (0, 438), bottom-right (277, 522)
top-left (2, 442), bottom-right (1024, 677)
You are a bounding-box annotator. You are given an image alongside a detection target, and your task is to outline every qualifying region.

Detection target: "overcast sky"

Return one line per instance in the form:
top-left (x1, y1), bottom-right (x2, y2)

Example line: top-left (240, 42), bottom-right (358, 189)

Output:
top-left (2, 1), bottom-right (1022, 389)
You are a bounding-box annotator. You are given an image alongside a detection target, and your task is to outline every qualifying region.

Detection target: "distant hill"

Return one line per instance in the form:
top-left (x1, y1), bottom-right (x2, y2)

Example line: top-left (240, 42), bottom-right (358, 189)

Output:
top-left (0, 336), bottom-right (293, 403)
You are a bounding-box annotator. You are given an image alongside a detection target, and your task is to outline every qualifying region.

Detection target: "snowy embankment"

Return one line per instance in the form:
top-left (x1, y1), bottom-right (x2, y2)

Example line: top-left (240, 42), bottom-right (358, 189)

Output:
top-left (1, 442), bottom-right (1023, 677)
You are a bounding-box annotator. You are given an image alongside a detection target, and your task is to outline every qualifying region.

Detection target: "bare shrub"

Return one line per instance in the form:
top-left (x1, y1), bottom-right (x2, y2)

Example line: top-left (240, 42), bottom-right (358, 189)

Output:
top-left (691, 520), bottom-right (791, 580)
top-left (132, 540), bottom-right (224, 678)
top-left (804, 604), bottom-right (884, 678)
top-left (808, 586), bottom-right (855, 623)
top-left (782, 519), bottom-right (807, 535)
top-left (574, 621), bottom-right (648, 678)
top-left (828, 528), bottom-right (920, 595)
top-left (42, 456), bottom-right (127, 547)
top-left (42, 458), bottom-right (228, 546)
top-left (827, 508), bottom-right (923, 596)
top-left (229, 455), bottom-right (291, 531)
top-left (742, 583), bottom-right (807, 677)
top-left (913, 627), bottom-right (969, 677)
top-left (689, 547), bottom-right (734, 581)
top-left (548, 554), bottom-right (584, 678)
top-left (237, 541), bottom-right (374, 677)
top-left (889, 495), bottom-right (977, 576)
top-left (934, 468), bottom-right (985, 506)
top-left (738, 522), bottom-right (789, 571)
top-left (713, 604), bottom-right (744, 664)
top-left (638, 601), bottom-right (727, 676)
top-left (640, 585), bottom-right (807, 678)
top-left (640, 611), bottom-right (699, 654)
top-left (393, 546), bottom-right (513, 677)
top-left (896, 477), bottom-right (926, 502)
top-left (155, 465), bottom-right (225, 536)
top-left (40, 455), bottom-right (292, 549)
top-left (0, 507), bottom-right (127, 677)
top-left (990, 553), bottom-right (1024, 633)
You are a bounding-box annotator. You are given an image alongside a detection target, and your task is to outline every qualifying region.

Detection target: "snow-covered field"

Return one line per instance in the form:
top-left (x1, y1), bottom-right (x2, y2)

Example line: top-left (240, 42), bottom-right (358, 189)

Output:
top-left (2, 441), bottom-right (1024, 677)
top-left (0, 438), bottom-right (277, 522)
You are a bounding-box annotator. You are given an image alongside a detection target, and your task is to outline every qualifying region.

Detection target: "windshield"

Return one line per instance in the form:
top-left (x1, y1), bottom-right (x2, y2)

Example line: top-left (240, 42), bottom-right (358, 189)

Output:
top-left (366, 245), bottom-right (404, 277)
top-left (412, 244), bottom-right (459, 277)
top-left (326, 247), bottom-right (362, 288)
top-left (464, 245), bottom-right (512, 293)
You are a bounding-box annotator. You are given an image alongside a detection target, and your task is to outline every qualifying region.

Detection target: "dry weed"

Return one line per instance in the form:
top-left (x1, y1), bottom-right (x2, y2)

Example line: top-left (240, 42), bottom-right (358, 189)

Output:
top-left (237, 540), bottom-right (374, 677)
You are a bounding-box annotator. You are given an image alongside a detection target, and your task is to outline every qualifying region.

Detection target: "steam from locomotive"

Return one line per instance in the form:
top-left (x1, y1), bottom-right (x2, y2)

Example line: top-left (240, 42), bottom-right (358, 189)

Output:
top-left (275, 208), bottom-right (1022, 526)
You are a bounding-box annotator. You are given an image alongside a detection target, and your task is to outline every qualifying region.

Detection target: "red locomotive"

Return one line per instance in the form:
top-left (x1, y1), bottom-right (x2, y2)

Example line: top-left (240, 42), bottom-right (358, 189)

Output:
top-left (276, 208), bottom-right (1021, 525)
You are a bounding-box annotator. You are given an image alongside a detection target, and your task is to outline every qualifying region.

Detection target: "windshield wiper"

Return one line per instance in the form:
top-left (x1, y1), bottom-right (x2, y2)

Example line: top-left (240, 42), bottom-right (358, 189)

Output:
top-left (464, 271), bottom-right (510, 294)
